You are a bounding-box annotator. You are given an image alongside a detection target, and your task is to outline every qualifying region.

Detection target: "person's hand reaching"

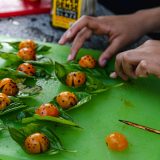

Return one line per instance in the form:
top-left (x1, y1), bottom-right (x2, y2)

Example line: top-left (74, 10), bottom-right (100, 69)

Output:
top-left (110, 40), bottom-right (160, 80)
top-left (59, 14), bottom-right (146, 67)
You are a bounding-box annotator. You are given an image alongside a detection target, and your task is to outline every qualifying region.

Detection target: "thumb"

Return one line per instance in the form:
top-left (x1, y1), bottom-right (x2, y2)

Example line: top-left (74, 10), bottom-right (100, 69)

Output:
top-left (99, 38), bottom-right (121, 67)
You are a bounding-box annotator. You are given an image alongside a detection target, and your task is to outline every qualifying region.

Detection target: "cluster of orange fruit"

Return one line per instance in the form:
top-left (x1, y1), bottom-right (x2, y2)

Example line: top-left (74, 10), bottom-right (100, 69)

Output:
top-left (17, 39), bottom-right (37, 76)
top-left (0, 40), bottom-right (37, 111)
top-left (1, 39), bottom-right (129, 153)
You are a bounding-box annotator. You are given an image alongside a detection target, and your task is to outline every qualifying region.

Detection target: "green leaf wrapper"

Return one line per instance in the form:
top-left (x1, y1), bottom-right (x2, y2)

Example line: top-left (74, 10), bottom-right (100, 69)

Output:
top-left (19, 102), bottom-right (79, 127)
top-left (52, 91), bottom-right (92, 111)
top-left (0, 119), bottom-right (5, 131)
top-left (26, 56), bottom-right (54, 67)
top-left (26, 57), bottom-right (55, 79)
top-left (0, 68), bottom-right (31, 79)
top-left (0, 84), bottom-right (42, 116)
top-left (55, 61), bottom-right (123, 93)
top-left (0, 52), bottom-right (55, 79)
top-left (0, 73), bottom-right (41, 97)
top-left (0, 96), bottom-right (27, 116)
top-left (0, 53), bottom-right (54, 69)
top-left (7, 41), bottom-right (19, 50)
top-left (0, 52), bottom-right (22, 62)
top-left (21, 91), bottom-right (92, 126)
top-left (0, 41), bottom-right (54, 79)
top-left (17, 97), bottom-right (79, 127)
top-left (8, 123), bottom-right (65, 155)
top-left (6, 41), bottom-right (51, 54)
top-left (36, 45), bottom-right (51, 54)
top-left (71, 92), bottom-right (92, 110)
top-left (17, 84), bottom-right (42, 98)
top-left (22, 114), bottom-right (79, 127)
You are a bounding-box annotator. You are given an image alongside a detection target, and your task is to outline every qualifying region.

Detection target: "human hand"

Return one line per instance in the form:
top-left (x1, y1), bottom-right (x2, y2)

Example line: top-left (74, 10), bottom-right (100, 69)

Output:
top-left (110, 40), bottom-right (160, 80)
top-left (59, 14), bottom-right (146, 67)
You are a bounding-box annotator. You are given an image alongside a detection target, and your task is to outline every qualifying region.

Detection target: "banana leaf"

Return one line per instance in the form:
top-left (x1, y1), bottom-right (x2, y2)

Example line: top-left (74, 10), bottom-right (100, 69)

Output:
top-left (8, 123), bottom-right (65, 155)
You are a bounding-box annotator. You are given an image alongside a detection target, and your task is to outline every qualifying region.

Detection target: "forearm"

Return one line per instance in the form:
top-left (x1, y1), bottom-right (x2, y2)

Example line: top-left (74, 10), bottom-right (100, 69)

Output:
top-left (134, 7), bottom-right (160, 34)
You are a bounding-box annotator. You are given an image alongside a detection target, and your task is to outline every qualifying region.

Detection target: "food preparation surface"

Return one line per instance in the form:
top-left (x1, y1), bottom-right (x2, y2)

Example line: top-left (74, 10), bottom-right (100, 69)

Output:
top-left (0, 38), bottom-right (160, 160)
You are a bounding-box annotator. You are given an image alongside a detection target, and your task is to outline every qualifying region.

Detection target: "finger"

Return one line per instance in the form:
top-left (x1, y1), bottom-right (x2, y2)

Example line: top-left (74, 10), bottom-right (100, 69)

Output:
top-left (58, 30), bottom-right (73, 45)
top-left (118, 49), bottom-right (145, 64)
top-left (110, 72), bottom-right (118, 79)
top-left (59, 16), bottom-right (98, 45)
top-left (68, 28), bottom-right (92, 61)
top-left (99, 38), bottom-right (122, 67)
top-left (135, 60), bottom-right (148, 78)
top-left (115, 54), bottom-right (128, 81)
top-left (121, 53), bottom-right (136, 78)
top-left (145, 62), bottom-right (160, 78)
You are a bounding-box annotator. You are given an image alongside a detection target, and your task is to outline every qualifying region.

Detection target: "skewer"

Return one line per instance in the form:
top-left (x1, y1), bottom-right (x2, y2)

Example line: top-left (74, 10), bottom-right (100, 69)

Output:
top-left (119, 120), bottom-right (160, 135)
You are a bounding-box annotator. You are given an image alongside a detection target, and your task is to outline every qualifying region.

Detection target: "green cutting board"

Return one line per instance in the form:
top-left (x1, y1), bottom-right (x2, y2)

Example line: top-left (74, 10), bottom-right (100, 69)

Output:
top-left (0, 38), bottom-right (160, 160)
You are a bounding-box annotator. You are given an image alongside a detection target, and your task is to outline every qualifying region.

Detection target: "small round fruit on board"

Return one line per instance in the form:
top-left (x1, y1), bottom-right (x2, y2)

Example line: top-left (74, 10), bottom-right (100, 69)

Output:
top-left (24, 133), bottom-right (50, 154)
top-left (56, 91), bottom-right (78, 109)
top-left (105, 132), bottom-right (128, 151)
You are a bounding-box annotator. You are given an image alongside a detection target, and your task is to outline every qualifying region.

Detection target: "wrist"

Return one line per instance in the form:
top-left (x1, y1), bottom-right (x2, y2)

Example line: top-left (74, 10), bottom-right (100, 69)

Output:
top-left (133, 7), bottom-right (160, 34)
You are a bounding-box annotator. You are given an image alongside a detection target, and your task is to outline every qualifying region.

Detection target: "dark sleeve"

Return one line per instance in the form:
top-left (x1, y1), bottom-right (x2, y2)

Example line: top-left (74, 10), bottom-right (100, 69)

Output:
top-left (98, 0), bottom-right (160, 14)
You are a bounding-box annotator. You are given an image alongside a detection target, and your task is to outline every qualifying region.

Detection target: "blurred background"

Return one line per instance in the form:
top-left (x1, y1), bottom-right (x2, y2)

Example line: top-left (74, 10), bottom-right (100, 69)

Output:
top-left (0, 0), bottom-right (159, 50)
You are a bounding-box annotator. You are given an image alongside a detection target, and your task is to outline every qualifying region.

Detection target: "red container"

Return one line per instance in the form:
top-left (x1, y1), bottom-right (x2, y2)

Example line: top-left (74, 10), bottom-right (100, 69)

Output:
top-left (0, 0), bottom-right (51, 18)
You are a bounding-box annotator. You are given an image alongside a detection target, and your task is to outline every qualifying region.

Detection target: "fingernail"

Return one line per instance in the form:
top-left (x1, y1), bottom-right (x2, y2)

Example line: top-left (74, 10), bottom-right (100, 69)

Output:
top-left (68, 50), bottom-right (77, 61)
top-left (139, 74), bottom-right (146, 78)
top-left (58, 38), bottom-right (64, 44)
top-left (69, 22), bottom-right (74, 27)
top-left (110, 72), bottom-right (117, 79)
top-left (66, 30), bottom-right (72, 38)
top-left (67, 54), bottom-right (73, 61)
top-left (100, 59), bottom-right (107, 67)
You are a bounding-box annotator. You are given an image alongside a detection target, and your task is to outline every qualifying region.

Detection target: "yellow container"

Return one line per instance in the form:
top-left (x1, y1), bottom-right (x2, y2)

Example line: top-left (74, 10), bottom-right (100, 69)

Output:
top-left (52, 0), bottom-right (96, 29)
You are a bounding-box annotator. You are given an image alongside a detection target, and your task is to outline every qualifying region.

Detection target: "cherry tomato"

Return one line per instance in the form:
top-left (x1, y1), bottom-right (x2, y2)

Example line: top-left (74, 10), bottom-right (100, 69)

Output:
top-left (17, 63), bottom-right (36, 76)
top-left (79, 55), bottom-right (96, 68)
top-left (0, 93), bottom-right (10, 110)
top-left (66, 72), bottom-right (86, 87)
top-left (0, 78), bottom-right (19, 96)
top-left (24, 133), bottom-right (50, 154)
top-left (35, 103), bottom-right (59, 117)
top-left (19, 39), bottom-right (36, 50)
top-left (56, 91), bottom-right (78, 109)
top-left (105, 132), bottom-right (128, 151)
top-left (17, 47), bottom-right (36, 60)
